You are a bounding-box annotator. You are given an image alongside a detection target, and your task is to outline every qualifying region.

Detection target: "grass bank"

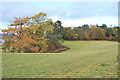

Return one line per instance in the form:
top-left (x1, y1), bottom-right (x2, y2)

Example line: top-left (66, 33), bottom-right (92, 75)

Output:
top-left (2, 41), bottom-right (118, 78)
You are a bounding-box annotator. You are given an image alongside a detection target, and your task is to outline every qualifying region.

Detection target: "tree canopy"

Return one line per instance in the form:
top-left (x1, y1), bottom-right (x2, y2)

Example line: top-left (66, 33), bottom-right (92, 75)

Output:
top-left (2, 12), bottom-right (64, 53)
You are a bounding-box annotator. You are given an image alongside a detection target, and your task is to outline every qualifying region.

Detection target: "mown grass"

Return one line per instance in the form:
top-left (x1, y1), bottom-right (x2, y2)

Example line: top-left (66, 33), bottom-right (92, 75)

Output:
top-left (2, 41), bottom-right (118, 78)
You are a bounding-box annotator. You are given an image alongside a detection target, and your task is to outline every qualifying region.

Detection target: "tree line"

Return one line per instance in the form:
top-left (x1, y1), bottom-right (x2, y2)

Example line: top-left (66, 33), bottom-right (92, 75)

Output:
top-left (1, 12), bottom-right (120, 53)
top-left (62, 24), bottom-right (119, 41)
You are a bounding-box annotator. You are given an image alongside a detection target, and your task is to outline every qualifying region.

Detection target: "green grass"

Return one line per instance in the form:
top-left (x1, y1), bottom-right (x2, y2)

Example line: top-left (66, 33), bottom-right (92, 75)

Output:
top-left (2, 41), bottom-right (118, 78)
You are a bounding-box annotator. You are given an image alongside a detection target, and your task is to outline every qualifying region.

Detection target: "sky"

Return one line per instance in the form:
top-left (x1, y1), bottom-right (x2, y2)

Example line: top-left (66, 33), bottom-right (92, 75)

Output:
top-left (0, 2), bottom-right (118, 31)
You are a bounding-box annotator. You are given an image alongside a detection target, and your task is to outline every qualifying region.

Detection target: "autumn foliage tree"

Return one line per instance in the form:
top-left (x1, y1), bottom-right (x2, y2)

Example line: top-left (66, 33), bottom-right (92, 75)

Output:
top-left (84, 32), bottom-right (90, 40)
top-left (74, 33), bottom-right (78, 40)
top-left (90, 26), bottom-right (105, 40)
top-left (30, 12), bottom-right (54, 52)
top-left (2, 17), bottom-right (36, 52)
top-left (2, 12), bottom-right (61, 53)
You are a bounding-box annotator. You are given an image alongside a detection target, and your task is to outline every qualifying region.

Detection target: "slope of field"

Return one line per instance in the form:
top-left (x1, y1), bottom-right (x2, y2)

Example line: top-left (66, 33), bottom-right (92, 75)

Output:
top-left (2, 41), bottom-right (118, 78)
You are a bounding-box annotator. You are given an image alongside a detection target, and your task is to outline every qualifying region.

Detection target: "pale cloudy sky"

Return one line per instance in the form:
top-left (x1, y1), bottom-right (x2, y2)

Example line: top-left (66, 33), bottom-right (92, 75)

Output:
top-left (0, 1), bottom-right (118, 31)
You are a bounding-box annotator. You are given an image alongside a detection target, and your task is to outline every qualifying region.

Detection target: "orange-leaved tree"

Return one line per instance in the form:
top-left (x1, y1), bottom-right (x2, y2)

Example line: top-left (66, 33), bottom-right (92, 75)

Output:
top-left (84, 32), bottom-right (90, 40)
top-left (2, 12), bottom-right (54, 53)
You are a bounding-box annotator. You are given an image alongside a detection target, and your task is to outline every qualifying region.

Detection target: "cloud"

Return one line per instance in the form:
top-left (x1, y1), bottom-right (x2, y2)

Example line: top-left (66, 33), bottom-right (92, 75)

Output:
top-left (0, 30), bottom-right (3, 34)
top-left (54, 2), bottom-right (118, 20)
top-left (0, 26), bottom-right (8, 33)
top-left (50, 14), bottom-right (60, 22)
top-left (50, 15), bottom-right (117, 27)
top-left (1, 2), bottom-right (118, 30)
top-left (2, 2), bottom-right (118, 23)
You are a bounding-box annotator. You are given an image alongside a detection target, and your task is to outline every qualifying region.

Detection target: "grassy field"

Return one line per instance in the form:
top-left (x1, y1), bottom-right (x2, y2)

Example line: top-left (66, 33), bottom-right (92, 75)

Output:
top-left (2, 41), bottom-right (118, 78)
